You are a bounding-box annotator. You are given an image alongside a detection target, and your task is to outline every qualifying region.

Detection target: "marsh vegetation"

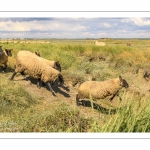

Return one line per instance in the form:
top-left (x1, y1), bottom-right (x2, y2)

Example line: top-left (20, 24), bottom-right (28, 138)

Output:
top-left (0, 38), bottom-right (150, 132)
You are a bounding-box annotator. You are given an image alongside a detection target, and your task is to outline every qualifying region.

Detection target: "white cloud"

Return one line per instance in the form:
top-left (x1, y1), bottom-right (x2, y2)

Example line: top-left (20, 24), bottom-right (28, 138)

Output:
top-left (103, 23), bottom-right (111, 28)
top-left (130, 18), bottom-right (150, 26)
top-left (0, 18), bottom-right (150, 38)
top-left (0, 20), bottom-right (87, 32)
top-left (121, 18), bottom-right (150, 26)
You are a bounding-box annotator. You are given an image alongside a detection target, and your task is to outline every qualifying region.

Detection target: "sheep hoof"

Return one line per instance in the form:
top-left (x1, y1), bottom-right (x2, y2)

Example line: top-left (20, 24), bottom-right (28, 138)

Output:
top-left (109, 99), bottom-right (113, 102)
top-left (37, 86), bottom-right (41, 89)
top-left (52, 92), bottom-right (56, 96)
top-left (2, 71), bottom-right (6, 74)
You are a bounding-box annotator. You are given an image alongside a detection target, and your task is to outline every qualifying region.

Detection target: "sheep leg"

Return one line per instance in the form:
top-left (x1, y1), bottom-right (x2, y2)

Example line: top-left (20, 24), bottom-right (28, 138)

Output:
top-left (118, 95), bottom-right (122, 101)
top-left (109, 91), bottom-right (121, 102)
top-left (109, 94), bottom-right (116, 102)
top-left (109, 91), bottom-right (118, 102)
top-left (46, 81), bottom-right (56, 96)
top-left (20, 71), bottom-right (27, 79)
top-left (76, 94), bottom-right (80, 106)
top-left (37, 79), bottom-right (41, 89)
top-left (1, 65), bottom-right (7, 73)
top-left (10, 72), bottom-right (17, 80)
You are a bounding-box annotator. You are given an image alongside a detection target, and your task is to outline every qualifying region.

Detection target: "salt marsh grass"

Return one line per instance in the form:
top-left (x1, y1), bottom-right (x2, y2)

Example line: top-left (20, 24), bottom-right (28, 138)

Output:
top-left (0, 38), bottom-right (150, 132)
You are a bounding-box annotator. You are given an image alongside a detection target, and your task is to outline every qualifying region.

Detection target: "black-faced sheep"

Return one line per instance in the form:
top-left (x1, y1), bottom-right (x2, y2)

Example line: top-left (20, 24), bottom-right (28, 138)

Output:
top-left (0, 47), bottom-right (13, 73)
top-left (76, 76), bottom-right (129, 106)
top-left (17, 50), bottom-right (61, 72)
top-left (10, 54), bottom-right (64, 96)
top-left (15, 50), bottom-right (62, 87)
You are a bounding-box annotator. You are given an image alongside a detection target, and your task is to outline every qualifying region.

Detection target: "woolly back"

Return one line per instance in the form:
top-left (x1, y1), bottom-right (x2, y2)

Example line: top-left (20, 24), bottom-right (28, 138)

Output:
top-left (41, 65), bottom-right (60, 82)
top-left (103, 76), bottom-right (129, 89)
top-left (37, 57), bottom-right (61, 72)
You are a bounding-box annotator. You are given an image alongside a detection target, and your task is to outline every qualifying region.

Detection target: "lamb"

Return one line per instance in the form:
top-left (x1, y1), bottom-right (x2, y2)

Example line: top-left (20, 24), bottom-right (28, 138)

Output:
top-left (76, 76), bottom-right (129, 106)
top-left (0, 47), bottom-right (13, 73)
top-left (10, 54), bottom-right (64, 96)
top-left (95, 40), bottom-right (106, 46)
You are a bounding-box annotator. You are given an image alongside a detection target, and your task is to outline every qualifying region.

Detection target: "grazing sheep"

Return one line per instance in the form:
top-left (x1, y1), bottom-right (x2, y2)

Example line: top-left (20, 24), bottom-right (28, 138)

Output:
top-left (0, 48), bottom-right (13, 73)
top-left (10, 54), bottom-right (64, 96)
top-left (76, 76), bottom-right (129, 106)
top-left (95, 40), bottom-right (105, 46)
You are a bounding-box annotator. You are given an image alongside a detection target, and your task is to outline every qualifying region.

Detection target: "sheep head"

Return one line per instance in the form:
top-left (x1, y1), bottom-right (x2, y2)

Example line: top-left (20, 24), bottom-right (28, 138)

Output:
top-left (119, 75), bottom-right (129, 88)
top-left (5, 49), bottom-right (13, 57)
top-left (54, 61), bottom-right (61, 72)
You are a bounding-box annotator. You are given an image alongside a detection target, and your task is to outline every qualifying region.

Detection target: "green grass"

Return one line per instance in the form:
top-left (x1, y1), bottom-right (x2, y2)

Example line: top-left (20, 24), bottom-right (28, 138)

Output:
top-left (1, 39), bottom-right (150, 132)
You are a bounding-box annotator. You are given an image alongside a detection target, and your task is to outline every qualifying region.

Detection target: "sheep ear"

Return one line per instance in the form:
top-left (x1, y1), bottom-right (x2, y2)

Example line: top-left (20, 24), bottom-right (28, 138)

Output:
top-left (119, 75), bottom-right (123, 82)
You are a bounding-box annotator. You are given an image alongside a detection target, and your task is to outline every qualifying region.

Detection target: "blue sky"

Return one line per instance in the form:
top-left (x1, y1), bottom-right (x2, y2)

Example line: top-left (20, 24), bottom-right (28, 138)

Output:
top-left (0, 17), bottom-right (150, 39)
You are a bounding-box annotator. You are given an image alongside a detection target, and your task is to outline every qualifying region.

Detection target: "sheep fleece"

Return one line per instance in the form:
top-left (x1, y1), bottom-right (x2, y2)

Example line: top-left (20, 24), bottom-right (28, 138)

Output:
top-left (18, 50), bottom-right (56, 68)
top-left (0, 51), bottom-right (8, 66)
top-left (78, 78), bottom-right (122, 100)
top-left (15, 55), bottom-right (60, 83)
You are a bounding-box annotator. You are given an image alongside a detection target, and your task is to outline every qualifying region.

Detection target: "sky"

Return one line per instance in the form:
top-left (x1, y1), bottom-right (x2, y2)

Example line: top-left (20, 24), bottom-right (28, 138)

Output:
top-left (0, 17), bottom-right (150, 39)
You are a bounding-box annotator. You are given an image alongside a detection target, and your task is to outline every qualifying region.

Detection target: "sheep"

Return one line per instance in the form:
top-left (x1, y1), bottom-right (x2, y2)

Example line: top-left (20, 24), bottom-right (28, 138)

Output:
top-left (10, 54), bottom-right (64, 96)
top-left (0, 48), bottom-right (13, 73)
top-left (17, 50), bottom-right (61, 72)
top-left (40, 59), bottom-right (61, 72)
top-left (16, 50), bottom-right (62, 85)
top-left (95, 40), bottom-right (105, 46)
top-left (126, 43), bottom-right (131, 47)
top-left (76, 76), bottom-right (129, 106)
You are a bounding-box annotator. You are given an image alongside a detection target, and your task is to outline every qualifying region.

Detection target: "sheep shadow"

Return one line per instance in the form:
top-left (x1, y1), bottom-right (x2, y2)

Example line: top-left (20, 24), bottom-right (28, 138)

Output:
top-left (79, 99), bottom-right (117, 114)
top-left (25, 76), bottom-right (70, 98)
top-left (0, 66), bottom-right (14, 73)
top-left (51, 84), bottom-right (70, 98)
